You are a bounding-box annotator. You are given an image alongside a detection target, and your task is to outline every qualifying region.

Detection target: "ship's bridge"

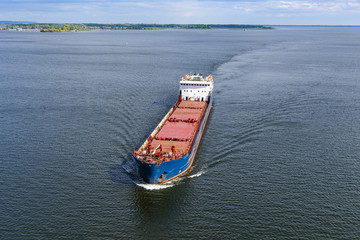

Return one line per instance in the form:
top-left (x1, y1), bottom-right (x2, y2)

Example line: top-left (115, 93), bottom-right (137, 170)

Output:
top-left (179, 73), bottom-right (213, 101)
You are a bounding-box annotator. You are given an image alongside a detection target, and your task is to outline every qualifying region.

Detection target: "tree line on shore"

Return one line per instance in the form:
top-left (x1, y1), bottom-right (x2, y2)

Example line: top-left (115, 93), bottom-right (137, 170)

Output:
top-left (2, 23), bottom-right (273, 32)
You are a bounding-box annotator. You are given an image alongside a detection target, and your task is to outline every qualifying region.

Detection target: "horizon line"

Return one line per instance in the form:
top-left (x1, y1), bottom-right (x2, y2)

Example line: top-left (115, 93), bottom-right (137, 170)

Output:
top-left (1, 21), bottom-right (360, 27)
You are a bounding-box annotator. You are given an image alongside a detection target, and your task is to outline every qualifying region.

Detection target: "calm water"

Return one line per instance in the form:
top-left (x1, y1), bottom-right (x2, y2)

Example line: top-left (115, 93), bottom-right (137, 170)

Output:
top-left (1, 28), bottom-right (360, 239)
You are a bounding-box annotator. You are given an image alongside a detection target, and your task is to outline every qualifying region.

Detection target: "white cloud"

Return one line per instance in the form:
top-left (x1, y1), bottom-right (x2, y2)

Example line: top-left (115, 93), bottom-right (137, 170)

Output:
top-left (1, 0), bottom-right (360, 24)
top-left (347, 1), bottom-right (360, 8)
top-left (275, 1), bottom-right (340, 11)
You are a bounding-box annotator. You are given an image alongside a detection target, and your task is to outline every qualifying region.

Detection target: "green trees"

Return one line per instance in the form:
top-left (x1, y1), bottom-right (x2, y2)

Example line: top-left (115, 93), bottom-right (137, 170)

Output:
top-left (5, 23), bottom-right (273, 32)
top-left (6, 23), bottom-right (88, 32)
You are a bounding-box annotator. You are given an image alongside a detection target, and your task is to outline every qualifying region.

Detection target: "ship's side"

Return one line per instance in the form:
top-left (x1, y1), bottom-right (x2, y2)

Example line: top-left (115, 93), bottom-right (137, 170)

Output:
top-left (133, 74), bottom-right (213, 184)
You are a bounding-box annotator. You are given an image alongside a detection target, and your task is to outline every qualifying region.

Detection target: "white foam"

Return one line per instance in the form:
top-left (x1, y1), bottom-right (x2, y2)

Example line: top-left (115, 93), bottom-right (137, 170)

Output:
top-left (136, 183), bottom-right (174, 190)
top-left (188, 170), bottom-right (206, 178)
top-left (136, 170), bottom-right (206, 190)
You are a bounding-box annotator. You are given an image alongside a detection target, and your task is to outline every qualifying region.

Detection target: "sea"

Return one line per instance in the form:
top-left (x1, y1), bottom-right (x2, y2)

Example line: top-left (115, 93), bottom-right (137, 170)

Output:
top-left (0, 27), bottom-right (359, 239)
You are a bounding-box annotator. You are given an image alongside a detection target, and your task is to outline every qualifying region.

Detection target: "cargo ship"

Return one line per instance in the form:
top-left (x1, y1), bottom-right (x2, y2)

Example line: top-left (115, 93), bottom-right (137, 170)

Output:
top-left (132, 73), bottom-right (214, 184)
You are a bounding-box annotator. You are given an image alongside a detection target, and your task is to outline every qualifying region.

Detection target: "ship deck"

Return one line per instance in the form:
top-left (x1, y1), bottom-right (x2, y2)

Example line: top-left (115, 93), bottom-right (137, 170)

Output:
top-left (136, 100), bottom-right (208, 162)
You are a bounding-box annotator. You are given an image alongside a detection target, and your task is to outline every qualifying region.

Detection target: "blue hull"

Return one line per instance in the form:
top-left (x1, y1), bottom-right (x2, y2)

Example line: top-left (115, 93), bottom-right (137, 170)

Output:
top-left (134, 95), bottom-right (212, 184)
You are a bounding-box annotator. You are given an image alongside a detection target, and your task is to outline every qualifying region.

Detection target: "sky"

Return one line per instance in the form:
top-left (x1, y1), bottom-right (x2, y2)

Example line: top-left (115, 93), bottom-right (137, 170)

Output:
top-left (1, 0), bottom-right (360, 25)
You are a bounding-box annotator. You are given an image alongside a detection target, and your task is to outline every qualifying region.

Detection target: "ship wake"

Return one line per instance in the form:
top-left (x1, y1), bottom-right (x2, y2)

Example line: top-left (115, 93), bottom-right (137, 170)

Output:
top-left (135, 168), bottom-right (207, 190)
top-left (136, 183), bottom-right (175, 190)
top-left (188, 169), bottom-right (206, 178)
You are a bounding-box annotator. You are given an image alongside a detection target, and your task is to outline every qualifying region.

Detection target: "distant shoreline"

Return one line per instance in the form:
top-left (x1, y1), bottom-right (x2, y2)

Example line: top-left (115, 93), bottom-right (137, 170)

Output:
top-left (0, 23), bottom-right (274, 32)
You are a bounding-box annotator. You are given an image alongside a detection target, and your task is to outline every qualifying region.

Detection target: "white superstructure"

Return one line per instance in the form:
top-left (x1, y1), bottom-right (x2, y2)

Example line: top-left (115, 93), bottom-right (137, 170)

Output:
top-left (179, 73), bottom-right (214, 101)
